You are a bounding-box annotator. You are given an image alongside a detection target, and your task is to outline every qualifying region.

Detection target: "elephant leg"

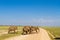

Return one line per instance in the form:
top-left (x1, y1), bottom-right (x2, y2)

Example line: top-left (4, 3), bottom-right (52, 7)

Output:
top-left (36, 29), bottom-right (37, 32)
top-left (26, 31), bottom-right (28, 34)
top-left (14, 30), bottom-right (16, 33)
top-left (8, 30), bottom-right (10, 34)
top-left (34, 29), bottom-right (37, 32)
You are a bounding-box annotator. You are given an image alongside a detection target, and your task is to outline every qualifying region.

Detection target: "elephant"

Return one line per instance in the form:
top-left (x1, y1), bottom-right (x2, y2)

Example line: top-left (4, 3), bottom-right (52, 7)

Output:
top-left (22, 26), bottom-right (39, 35)
top-left (30, 26), bottom-right (39, 33)
top-left (22, 26), bottom-right (31, 35)
top-left (8, 26), bottom-right (18, 34)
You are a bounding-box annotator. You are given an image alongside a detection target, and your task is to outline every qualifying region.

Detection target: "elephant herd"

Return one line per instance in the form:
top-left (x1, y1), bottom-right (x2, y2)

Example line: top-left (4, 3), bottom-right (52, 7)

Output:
top-left (8, 26), bottom-right (40, 35)
top-left (22, 26), bottom-right (39, 35)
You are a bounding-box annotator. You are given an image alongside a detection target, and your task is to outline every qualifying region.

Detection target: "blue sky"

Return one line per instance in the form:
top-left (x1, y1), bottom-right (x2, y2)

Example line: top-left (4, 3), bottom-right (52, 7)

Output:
top-left (0, 0), bottom-right (60, 26)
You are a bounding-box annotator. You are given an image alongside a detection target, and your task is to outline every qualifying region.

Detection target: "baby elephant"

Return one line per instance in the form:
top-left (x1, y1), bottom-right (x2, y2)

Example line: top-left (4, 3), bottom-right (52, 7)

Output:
top-left (8, 26), bottom-right (18, 34)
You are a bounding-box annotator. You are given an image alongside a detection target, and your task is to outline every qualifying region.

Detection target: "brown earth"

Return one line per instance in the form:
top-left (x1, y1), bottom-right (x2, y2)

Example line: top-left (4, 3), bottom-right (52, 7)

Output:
top-left (5, 28), bottom-right (51, 40)
top-left (0, 30), bottom-right (8, 36)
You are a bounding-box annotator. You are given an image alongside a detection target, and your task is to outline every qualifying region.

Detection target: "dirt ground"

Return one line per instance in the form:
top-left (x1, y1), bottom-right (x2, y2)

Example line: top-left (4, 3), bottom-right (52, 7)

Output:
top-left (0, 30), bottom-right (8, 36)
top-left (5, 28), bottom-right (51, 40)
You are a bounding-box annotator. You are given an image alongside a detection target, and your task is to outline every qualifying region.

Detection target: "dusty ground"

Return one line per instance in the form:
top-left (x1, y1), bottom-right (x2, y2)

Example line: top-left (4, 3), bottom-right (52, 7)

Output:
top-left (0, 30), bottom-right (22, 36)
top-left (5, 28), bottom-right (51, 40)
top-left (0, 30), bottom-right (8, 36)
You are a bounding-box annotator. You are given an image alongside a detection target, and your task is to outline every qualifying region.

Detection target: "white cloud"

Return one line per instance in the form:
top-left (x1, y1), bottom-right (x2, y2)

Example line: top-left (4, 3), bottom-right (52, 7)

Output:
top-left (31, 18), bottom-right (60, 26)
top-left (0, 18), bottom-right (60, 26)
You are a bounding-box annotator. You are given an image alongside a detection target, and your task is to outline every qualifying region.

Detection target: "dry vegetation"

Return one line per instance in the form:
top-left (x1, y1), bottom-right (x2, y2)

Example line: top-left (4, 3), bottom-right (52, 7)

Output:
top-left (0, 26), bottom-right (60, 40)
top-left (42, 26), bottom-right (60, 40)
top-left (0, 26), bottom-right (23, 40)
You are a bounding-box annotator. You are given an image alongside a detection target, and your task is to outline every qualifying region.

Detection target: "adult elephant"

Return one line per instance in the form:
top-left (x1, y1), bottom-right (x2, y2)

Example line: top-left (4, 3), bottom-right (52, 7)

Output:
top-left (30, 26), bottom-right (39, 33)
top-left (8, 26), bottom-right (18, 34)
top-left (22, 26), bottom-right (31, 35)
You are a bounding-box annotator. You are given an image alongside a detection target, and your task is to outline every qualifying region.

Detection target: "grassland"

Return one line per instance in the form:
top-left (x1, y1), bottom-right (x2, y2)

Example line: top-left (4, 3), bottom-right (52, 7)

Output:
top-left (0, 26), bottom-right (23, 30)
top-left (0, 26), bottom-right (60, 40)
top-left (0, 26), bottom-right (23, 40)
top-left (42, 26), bottom-right (60, 38)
